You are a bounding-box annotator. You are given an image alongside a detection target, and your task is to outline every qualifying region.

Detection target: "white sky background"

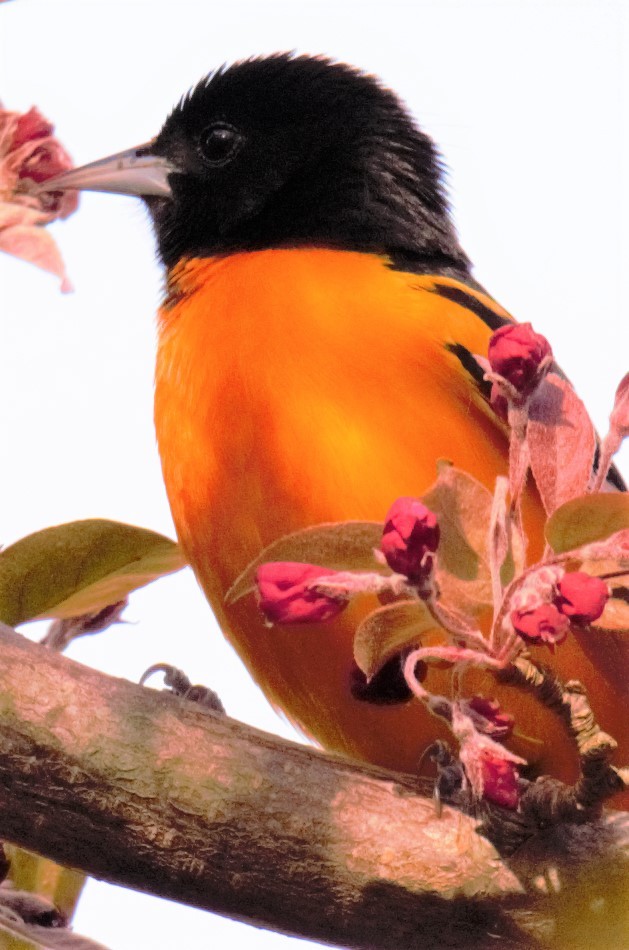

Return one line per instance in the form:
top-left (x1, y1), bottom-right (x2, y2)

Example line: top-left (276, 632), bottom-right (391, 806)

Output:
top-left (1, 0), bottom-right (628, 947)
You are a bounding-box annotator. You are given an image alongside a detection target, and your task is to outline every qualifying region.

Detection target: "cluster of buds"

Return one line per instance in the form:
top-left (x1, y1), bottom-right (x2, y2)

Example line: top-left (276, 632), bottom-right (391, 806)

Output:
top-left (510, 569), bottom-right (609, 649)
top-left (250, 320), bottom-right (626, 815)
top-left (254, 497), bottom-right (441, 626)
top-left (253, 499), bottom-right (529, 809)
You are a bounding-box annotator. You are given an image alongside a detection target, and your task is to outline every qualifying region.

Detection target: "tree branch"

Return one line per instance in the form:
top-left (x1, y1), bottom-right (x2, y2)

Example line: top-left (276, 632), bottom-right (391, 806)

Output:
top-left (0, 622), bottom-right (626, 949)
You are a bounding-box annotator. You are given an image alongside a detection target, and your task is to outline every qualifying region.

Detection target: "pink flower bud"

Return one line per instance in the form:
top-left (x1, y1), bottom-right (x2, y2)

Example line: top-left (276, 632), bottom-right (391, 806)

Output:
top-left (556, 572), bottom-right (608, 624)
top-left (255, 562), bottom-right (349, 625)
top-left (465, 696), bottom-right (515, 740)
top-left (511, 603), bottom-right (570, 649)
top-left (488, 323), bottom-right (552, 396)
top-left (479, 749), bottom-right (521, 810)
top-left (380, 497), bottom-right (440, 581)
top-left (12, 107), bottom-right (54, 149)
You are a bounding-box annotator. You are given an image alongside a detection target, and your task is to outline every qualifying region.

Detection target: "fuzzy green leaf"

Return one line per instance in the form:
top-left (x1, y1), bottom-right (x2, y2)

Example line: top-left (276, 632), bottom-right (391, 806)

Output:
top-left (353, 600), bottom-right (442, 680)
top-left (545, 494), bottom-right (629, 554)
top-left (0, 520), bottom-right (186, 627)
top-left (422, 463), bottom-right (513, 615)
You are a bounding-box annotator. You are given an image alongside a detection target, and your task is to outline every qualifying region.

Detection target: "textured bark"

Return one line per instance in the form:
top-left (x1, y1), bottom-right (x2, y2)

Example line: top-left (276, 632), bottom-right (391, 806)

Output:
top-left (0, 621), bottom-right (626, 949)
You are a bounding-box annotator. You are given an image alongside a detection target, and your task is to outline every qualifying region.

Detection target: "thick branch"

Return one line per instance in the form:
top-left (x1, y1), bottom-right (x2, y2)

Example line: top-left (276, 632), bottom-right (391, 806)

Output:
top-left (0, 623), bottom-right (626, 949)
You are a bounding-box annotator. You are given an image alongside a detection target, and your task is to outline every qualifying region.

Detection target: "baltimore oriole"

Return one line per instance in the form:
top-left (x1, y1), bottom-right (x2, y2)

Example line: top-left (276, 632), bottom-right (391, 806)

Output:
top-left (42, 54), bottom-right (626, 796)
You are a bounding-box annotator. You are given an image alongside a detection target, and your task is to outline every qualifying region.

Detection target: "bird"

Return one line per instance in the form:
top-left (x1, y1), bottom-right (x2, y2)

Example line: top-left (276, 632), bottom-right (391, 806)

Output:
top-left (41, 53), bottom-right (626, 797)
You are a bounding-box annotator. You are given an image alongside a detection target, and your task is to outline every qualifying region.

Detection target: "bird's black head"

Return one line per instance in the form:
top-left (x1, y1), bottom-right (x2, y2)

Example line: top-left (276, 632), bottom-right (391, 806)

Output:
top-left (148, 54), bottom-right (469, 275)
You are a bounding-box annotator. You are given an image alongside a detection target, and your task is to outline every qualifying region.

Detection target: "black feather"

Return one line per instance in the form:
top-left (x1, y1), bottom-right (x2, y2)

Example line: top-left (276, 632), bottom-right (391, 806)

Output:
top-left (147, 53), bottom-right (470, 274)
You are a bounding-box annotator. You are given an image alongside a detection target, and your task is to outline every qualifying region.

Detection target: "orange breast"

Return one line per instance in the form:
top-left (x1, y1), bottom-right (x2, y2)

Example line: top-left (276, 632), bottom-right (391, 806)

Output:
top-left (154, 248), bottom-right (626, 796)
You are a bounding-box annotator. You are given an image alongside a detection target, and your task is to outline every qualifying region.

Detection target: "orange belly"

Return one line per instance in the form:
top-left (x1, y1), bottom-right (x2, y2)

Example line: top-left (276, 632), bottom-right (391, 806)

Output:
top-left (154, 248), bottom-right (627, 799)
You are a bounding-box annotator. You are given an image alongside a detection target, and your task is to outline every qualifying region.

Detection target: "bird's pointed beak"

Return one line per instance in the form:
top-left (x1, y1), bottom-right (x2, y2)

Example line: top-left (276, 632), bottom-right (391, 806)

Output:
top-left (33, 141), bottom-right (175, 199)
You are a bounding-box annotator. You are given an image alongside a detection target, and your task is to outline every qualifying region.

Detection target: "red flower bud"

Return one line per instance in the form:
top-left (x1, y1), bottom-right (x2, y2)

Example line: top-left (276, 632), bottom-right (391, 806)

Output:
top-left (381, 497), bottom-right (440, 581)
top-left (255, 562), bottom-right (349, 624)
top-left (465, 696), bottom-right (515, 740)
top-left (556, 572), bottom-right (608, 624)
top-left (488, 323), bottom-right (552, 396)
top-left (511, 603), bottom-right (570, 649)
top-left (479, 749), bottom-right (521, 810)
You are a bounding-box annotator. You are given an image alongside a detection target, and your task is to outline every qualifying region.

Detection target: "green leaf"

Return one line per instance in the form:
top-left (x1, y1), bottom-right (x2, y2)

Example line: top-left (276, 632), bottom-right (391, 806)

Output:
top-left (545, 494), bottom-right (629, 554)
top-left (225, 521), bottom-right (384, 605)
top-left (594, 595), bottom-right (629, 634)
top-left (0, 520), bottom-right (187, 627)
top-left (422, 464), bottom-right (495, 615)
top-left (353, 600), bottom-right (442, 680)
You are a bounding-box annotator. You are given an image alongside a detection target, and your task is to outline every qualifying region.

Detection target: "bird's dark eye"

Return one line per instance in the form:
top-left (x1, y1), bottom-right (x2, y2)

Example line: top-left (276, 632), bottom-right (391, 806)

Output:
top-left (198, 123), bottom-right (244, 166)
